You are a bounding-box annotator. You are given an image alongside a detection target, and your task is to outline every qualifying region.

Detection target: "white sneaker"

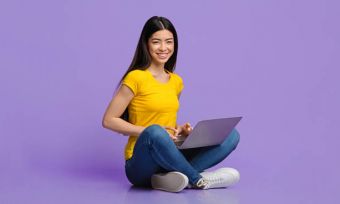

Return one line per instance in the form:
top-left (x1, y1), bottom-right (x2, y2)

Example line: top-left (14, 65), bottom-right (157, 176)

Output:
top-left (151, 171), bottom-right (189, 193)
top-left (196, 167), bottom-right (240, 189)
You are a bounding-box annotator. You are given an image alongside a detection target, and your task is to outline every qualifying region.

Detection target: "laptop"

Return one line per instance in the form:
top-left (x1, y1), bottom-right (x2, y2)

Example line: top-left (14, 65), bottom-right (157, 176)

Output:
top-left (174, 117), bottom-right (242, 149)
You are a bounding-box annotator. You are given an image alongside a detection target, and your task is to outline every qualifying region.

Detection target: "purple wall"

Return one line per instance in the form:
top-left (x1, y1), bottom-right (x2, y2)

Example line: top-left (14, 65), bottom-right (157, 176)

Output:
top-left (1, 0), bottom-right (339, 203)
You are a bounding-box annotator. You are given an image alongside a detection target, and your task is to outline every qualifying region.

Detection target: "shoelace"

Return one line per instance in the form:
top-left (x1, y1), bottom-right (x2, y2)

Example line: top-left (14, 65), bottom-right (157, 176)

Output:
top-left (195, 178), bottom-right (209, 189)
top-left (205, 175), bottom-right (225, 187)
top-left (196, 171), bottom-right (232, 189)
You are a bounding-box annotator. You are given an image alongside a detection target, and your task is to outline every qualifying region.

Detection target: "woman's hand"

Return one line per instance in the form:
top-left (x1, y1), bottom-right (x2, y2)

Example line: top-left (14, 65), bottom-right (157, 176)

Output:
top-left (162, 126), bottom-right (179, 141)
top-left (176, 123), bottom-right (193, 137)
top-left (163, 123), bottom-right (193, 141)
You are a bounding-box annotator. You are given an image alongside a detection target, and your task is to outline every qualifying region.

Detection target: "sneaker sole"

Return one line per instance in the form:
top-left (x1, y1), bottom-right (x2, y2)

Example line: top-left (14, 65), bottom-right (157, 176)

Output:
top-left (151, 172), bottom-right (188, 193)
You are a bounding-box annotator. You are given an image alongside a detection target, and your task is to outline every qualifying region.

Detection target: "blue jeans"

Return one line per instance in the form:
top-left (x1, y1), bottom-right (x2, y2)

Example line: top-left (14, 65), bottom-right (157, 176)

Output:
top-left (125, 124), bottom-right (240, 186)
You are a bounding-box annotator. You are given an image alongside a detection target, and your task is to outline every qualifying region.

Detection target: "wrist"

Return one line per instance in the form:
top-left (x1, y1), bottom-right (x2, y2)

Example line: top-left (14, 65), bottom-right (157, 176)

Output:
top-left (137, 126), bottom-right (146, 136)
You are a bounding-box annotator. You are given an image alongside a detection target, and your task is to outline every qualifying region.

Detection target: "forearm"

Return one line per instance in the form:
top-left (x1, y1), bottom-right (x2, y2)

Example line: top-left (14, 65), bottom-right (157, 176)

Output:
top-left (102, 117), bottom-right (145, 136)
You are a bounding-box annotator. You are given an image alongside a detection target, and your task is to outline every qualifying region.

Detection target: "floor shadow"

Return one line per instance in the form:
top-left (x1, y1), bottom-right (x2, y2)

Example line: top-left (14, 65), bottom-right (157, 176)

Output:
top-left (123, 184), bottom-right (240, 204)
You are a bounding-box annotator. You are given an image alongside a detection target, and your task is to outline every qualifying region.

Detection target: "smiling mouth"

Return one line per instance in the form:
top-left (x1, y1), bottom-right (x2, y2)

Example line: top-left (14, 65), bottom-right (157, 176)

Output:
top-left (157, 53), bottom-right (168, 58)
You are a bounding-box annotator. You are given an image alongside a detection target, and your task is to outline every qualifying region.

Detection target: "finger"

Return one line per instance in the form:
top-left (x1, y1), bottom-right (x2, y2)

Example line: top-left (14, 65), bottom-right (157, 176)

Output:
top-left (181, 124), bottom-right (192, 136)
top-left (163, 126), bottom-right (180, 139)
top-left (163, 126), bottom-right (176, 135)
top-left (168, 133), bottom-right (177, 140)
top-left (170, 127), bottom-right (178, 132)
top-left (172, 127), bottom-right (181, 136)
top-left (185, 123), bottom-right (193, 131)
top-left (173, 128), bottom-right (180, 137)
top-left (164, 126), bottom-right (176, 132)
top-left (187, 126), bottom-right (193, 132)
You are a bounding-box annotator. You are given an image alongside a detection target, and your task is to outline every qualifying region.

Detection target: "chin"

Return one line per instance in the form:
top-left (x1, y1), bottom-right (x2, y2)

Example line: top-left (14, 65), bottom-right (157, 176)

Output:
top-left (154, 59), bottom-right (169, 64)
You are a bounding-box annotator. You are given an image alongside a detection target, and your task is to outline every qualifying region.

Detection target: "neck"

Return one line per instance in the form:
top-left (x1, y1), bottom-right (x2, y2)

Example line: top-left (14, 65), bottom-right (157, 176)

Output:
top-left (147, 62), bottom-right (166, 75)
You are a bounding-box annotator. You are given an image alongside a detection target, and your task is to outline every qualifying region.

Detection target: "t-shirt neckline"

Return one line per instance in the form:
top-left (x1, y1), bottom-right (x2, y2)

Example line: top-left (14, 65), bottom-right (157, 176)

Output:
top-left (145, 69), bottom-right (172, 85)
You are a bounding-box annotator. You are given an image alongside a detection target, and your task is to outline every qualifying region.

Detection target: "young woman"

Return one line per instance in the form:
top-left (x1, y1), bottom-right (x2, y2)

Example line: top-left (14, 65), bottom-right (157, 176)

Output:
top-left (102, 16), bottom-right (240, 193)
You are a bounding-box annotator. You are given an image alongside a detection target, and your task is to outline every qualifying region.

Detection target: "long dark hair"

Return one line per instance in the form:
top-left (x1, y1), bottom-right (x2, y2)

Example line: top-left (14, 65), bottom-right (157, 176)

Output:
top-left (118, 16), bottom-right (179, 121)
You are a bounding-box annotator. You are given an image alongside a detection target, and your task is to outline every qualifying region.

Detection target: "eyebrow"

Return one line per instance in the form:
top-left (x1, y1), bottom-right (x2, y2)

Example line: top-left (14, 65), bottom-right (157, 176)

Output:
top-left (151, 38), bottom-right (174, 41)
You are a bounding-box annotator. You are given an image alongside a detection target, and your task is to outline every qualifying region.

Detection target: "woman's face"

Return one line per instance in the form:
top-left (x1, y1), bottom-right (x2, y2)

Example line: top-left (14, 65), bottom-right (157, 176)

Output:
top-left (147, 29), bottom-right (174, 66)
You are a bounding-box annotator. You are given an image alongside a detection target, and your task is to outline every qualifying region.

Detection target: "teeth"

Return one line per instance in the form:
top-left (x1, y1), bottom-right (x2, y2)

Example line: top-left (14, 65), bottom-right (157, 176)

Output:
top-left (157, 53), bottom-right (167, 58)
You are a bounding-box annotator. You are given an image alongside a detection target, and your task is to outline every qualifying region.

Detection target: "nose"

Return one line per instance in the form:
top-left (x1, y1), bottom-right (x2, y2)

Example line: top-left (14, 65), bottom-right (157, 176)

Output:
top-left (159, 42), bottom-right (167, 51)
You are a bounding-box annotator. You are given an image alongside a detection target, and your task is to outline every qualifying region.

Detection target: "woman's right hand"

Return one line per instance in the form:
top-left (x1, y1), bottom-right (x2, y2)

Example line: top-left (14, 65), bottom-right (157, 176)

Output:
top-left (162, 126), bottom-right (179, 141)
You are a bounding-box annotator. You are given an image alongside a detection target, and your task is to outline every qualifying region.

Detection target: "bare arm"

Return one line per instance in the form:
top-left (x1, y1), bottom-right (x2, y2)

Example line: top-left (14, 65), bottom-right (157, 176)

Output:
top-left (102, 84), bottom-right (145, 136)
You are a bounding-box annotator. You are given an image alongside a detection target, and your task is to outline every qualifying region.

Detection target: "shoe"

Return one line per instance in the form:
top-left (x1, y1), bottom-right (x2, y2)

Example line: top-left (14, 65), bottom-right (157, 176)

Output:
top-left (151, 171), bottom-right (189, 193)
top-left (195, 167), bottom-right (240, 189)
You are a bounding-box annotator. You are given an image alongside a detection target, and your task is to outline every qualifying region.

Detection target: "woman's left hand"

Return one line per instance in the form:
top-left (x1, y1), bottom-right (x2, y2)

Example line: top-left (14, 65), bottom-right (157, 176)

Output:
top-left (175, 122), bottom-right (193, 137)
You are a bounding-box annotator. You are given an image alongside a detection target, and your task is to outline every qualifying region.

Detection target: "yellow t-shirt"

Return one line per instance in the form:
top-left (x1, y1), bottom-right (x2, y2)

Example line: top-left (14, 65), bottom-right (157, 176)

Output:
top-left (122, 69), bottom-right (184, 160)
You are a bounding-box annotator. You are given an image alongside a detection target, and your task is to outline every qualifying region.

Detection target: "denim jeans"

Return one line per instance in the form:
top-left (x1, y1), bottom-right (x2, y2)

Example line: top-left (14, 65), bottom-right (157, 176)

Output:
top-left (125, 124), bottom-right (240, 186)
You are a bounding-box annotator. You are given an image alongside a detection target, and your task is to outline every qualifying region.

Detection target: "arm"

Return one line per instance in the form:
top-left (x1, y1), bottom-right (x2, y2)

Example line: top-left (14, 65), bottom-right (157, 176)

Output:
top-left (102, 84), bottom-right (145, 136)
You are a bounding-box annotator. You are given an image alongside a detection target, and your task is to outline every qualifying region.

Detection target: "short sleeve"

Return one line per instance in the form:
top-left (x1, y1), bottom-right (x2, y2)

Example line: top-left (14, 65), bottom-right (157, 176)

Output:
top-left (122, 71), bottom-right (140, 95)
top-left (177, 75), bottom-right (184, 95)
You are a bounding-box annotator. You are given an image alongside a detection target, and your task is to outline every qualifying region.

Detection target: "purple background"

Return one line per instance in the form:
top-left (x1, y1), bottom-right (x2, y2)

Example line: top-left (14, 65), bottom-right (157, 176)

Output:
top-left (1, 0), bottom-right (339, 203)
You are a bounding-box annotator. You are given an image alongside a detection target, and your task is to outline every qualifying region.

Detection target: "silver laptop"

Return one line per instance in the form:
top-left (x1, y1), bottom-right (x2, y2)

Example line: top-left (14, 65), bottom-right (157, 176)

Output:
top-left (175, 117), bottom-right (242, 149)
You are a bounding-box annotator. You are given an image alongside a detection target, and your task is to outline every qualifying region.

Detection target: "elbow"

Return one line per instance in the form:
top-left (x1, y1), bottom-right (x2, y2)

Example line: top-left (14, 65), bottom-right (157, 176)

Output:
top-left (102, 119), bottom-right (107, 129)
top-left (102, 116), bottom-right (119, 130)
top-left (102, 117), bottom-right (110, 129)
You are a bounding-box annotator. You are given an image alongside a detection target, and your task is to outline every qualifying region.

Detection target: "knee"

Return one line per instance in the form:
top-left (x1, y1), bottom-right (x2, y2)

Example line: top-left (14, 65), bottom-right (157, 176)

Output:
top-left (141, 124), bottom-right (170, 143)
top-left (143, 124), bottom-right (166, 136)
top-left (229, 128), bottom-right (240, 149)
top-left (221, 128), bottom-right (240, 150)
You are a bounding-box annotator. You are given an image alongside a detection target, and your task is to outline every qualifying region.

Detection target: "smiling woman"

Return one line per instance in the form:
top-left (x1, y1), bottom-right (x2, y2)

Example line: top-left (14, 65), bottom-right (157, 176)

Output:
top-left (102, 16), bottom-right (240, 193)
